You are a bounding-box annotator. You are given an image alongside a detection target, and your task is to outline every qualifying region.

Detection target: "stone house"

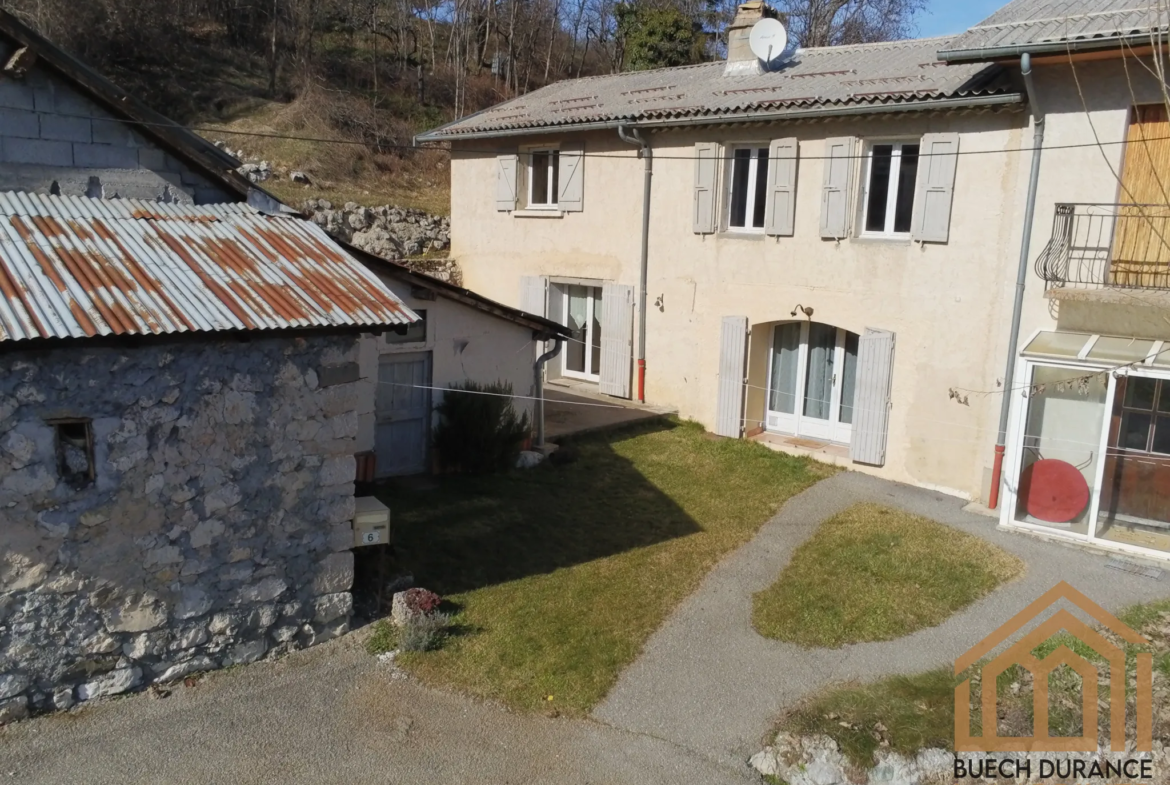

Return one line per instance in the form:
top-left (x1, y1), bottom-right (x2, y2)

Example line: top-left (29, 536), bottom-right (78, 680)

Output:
top-left (0, 193), bottom-right (420, 723)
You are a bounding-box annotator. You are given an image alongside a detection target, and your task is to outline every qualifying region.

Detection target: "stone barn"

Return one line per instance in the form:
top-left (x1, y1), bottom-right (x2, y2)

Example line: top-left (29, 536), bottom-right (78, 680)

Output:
top-left (0, 193), bottom-right (419, 722)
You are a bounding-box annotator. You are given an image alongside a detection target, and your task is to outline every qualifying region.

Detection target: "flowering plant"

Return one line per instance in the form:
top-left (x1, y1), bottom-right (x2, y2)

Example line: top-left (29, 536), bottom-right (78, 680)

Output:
top-left (403, 588), bottom-right (442, 615)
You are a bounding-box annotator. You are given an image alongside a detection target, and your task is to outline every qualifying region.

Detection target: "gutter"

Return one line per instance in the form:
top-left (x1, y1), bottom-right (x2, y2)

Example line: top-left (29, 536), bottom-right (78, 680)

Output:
top-left (415, 93), bottom-right (1024, 142)
top-left (617, 123), bottom-right (652, 403)
top-left (989, 52), bottom-right (1045, 511)
top-left (534, 338), bottom-right (564, 448)
top-left (939, 33), bottom-right (1168, 64)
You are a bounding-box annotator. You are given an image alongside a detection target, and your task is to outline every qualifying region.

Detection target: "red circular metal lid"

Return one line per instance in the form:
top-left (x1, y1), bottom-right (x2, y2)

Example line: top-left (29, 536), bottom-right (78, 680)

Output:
top-left (1019, 459), bottom-right (1090, 523)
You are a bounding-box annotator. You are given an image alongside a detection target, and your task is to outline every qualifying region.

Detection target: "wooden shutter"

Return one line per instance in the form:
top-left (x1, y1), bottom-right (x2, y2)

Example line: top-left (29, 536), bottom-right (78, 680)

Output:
top-left (558, 142), bottom-right (584, 212)
top-left (599, 283), bottom-right (634, 398)
top-left (496, 154), bottom-right (518, 211)
top-left (819, 137), bottom-right (855, 239)
top-left (546, 282), bottom-right (564, 381)
top-left (1111, 105), bottom-right (1170, 286)
top-left (912, 133), bottom-right (959, 243)
top-left (849, 328), bottom-right (896, 466)
top-left (519, 276), bottom-right (547, 316)
top-left (765, 137), bottom-right (798, 237)
top-left (715, 316), bottom-right (748, 438)
top-left (693, 142), bottom-right (719, 234)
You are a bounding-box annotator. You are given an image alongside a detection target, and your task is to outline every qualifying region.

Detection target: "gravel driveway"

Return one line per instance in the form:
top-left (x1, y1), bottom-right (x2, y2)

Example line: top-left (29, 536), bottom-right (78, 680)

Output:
top-left (1, 635), bottom-right (755, 785)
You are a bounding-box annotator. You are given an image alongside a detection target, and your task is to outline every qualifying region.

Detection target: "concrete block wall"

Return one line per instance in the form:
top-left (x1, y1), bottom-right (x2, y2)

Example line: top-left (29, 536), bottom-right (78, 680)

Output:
top-left (0, 332), bottom-right (362, 723)
top-left (0, 39), bottom-right (231, 204)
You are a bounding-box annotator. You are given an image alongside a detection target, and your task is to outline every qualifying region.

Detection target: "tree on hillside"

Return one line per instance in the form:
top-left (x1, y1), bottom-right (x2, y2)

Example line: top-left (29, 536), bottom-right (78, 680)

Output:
top-left (775, 0), bottom-right (926, 48)
top-left (614, 2), bottom-right (706, 70)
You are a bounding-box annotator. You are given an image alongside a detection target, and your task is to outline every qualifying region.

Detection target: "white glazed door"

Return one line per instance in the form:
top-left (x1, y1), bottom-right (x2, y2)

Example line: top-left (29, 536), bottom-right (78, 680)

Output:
top-left (766, 323), bottom-right (859, 445)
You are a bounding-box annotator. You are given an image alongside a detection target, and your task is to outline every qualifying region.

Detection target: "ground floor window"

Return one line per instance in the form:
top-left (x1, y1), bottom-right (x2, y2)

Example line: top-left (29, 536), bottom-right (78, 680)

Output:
top-left (563, 284), bottom-right (602, 381)
top-left (766, 321), bottom-right (859, 444)
top-left (1009, 355), bottom-right (1170, 556)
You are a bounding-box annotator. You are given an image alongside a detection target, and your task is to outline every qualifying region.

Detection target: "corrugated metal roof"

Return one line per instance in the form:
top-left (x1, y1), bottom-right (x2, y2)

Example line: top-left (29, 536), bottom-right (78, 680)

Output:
top-left (0, 192), bottom-right (418, 343)
top-left (939, 0), bottom-right (1170, 60)
top-left (419, 36), bottom-right (1013, 139)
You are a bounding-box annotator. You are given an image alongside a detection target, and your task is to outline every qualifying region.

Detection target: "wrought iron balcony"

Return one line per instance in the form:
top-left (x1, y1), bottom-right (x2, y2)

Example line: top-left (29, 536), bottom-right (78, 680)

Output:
top-left (1036, 203), bottom-right (1170, 291)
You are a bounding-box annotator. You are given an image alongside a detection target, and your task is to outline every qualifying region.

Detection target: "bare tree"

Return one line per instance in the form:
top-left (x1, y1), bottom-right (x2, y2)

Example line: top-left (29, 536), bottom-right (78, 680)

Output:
top-left (775, 0), bottom-right (926, 48)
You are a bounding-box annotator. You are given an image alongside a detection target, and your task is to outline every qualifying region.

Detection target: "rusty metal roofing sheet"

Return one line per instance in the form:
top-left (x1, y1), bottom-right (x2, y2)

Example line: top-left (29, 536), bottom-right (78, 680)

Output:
top-left (419, 36), bottom-right (1012, 139)
top-left (939, 0), bottom-right (1170, 60)
top-left (0, 192), bottom-right (418, 343)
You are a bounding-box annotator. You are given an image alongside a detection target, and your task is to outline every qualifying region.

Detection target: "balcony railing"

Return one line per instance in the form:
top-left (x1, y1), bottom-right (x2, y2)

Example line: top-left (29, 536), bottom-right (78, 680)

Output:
top-left (1036, 203), bottom-right (1170, 291)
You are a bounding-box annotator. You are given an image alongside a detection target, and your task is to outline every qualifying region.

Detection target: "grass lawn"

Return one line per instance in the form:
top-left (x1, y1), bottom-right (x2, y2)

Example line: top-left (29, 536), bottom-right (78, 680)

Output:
top-left (777, 598), bottom-right (1170, 768)
top-left (373, 419), bottom-right (832, 715)
top-left (752, 503), bottom-right (1024, 648)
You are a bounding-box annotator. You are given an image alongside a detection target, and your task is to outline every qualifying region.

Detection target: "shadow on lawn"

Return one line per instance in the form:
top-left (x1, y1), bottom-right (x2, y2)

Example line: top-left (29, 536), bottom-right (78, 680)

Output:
top-left (371, 420), bottom-right (703, 596)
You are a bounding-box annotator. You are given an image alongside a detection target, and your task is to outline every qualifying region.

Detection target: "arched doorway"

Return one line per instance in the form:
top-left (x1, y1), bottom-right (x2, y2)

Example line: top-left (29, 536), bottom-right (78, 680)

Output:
top-left (766, 321), bottom-right (860, 444)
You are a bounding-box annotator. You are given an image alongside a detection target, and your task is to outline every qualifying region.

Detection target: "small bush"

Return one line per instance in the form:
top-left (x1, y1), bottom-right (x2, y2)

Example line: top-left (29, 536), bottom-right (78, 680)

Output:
top-left (433, 381), bottom-right (530, 474)
top-left (399, 612), bottom-right (452, 652)
top-left (402, 588), bottom-right (442, 615)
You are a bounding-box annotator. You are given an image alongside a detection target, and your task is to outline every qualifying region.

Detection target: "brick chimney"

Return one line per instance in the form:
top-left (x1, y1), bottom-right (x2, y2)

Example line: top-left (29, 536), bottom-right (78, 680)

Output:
top-left (724, 1), bottom-right (783, 76)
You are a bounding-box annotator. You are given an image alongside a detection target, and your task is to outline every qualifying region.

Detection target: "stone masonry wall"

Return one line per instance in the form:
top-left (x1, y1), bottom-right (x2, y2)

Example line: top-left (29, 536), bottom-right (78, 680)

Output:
top-left (0, 38), bottom-right (232, 205)
top-left (0, 332), bottom-right (364, 722)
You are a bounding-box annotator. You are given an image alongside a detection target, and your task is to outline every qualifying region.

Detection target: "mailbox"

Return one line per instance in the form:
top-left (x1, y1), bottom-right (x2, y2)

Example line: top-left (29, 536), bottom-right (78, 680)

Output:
top-left (353, 496), bottom-right (390, 547)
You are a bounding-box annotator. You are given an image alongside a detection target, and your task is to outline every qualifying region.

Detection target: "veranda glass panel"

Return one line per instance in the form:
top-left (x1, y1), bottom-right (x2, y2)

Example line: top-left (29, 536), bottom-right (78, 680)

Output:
top-left (769, 323), bottom-right (801, 414)
top-left (1014, 365), bottom-right (1107, 536)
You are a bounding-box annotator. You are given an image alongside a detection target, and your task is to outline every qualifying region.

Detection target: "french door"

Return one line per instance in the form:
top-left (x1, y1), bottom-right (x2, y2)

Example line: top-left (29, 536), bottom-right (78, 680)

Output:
top-left (563, 285), bottom-right (602, 381)
top-left (766, 322), bottom-right (859, 444)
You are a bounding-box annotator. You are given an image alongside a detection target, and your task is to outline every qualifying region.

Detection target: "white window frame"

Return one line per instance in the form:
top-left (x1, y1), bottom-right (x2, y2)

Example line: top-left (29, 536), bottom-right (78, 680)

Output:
top-left (764, 322), bottom-right (857, 445)
top-left (526, 147), bottom-right (560, 210)
top-left (562, 285), bottom-right (602, 381)
top-left (860, 140), bottom-right (920, 239)
top-left (725, 145), bottom-right (769, 234)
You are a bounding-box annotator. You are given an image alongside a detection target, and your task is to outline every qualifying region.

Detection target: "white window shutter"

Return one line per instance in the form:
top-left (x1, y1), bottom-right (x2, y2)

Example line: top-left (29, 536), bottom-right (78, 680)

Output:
top-left (715, 316), bottom-right (748, 438)
top-left (519, 276), bottom-right (547, 316)
top-left (849, 328), bottom-right (896, 466)
top-left (546, 281), bottom-right (564, 381)
top-left (496, 153), bottom-right (518, 211)
top-left (558, 142), bottom-right (584, 212)
top-left (819, 137), bottom-right (855, 239)
top-left (599, 283), bottom-right (634, 398)
top-left (912, 133), bottom-right (959, 243)
top-left (765, 137), bottom-right (798, 237)
top-left (693, 142), bottom-right (719, 234)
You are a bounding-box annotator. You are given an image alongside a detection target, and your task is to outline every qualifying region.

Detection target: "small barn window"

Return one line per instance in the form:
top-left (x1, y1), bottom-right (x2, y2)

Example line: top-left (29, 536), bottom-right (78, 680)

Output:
top-left (50, 419), bottom-right (95, 489)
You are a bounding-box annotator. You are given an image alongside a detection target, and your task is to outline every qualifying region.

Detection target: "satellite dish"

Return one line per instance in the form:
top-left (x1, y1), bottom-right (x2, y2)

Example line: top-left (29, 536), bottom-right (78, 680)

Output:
top-left (749, 18), bottom-right (788, 69)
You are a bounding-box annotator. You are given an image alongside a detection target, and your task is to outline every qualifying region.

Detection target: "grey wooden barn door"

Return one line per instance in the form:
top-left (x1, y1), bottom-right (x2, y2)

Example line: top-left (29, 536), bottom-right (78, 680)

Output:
top-left (375, 351), bottom-right (433, 476)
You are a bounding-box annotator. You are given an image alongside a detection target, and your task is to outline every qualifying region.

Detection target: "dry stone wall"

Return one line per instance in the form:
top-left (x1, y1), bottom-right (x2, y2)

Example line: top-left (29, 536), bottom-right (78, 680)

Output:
top-left (0, 332), bottom-right (363, 722)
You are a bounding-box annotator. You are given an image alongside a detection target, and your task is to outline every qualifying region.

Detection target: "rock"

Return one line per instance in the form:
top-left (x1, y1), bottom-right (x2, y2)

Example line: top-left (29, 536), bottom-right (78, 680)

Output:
top-left (312, 593), bottom-right (352, 624)
top-left (290, 171), bottom-right (312, 184)
top-left (189, 518), bottom-right (225, 549)
top-left (158, 656), bottom-right (215, 684)
top-left (516, 450), bottom-right (545, 469)
top-left (234, 577), bottom-right (288, 605)
top-left (750, 734), bottom-right (850, 785)
top-left (174, 586), bottom-right (212, 620)
top-left (52, 686), bottom-right (74, 710)
top-left (0, 673), bottom-right (30, 700)
top-left (311, 552), bottom-right (354, 596)
top-left (0, 696), bottom-right (28, 724)
top-left (77, 667), bottom-right (141, 701)
top-left (102, 595), bottom-right (168, 633)
top-left (224, 639), bottom-right (267, 666)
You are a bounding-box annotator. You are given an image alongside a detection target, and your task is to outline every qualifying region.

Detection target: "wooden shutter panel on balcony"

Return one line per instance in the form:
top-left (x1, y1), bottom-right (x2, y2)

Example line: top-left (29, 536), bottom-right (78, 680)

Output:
top-left (715, 316), bottom-right (748, 438)
top-left (849, 328), bottom-right (896, 466)
top-left (693, 142), bottom-right (719, 234)
top-left (558, 142), bottom-right (585, 212)
top-left (496, 153), bottom-right (518, 211)
top-left (1112, 105), bottom-right (1170, 286)
top-left (912, 133), bottom-right (960, 243)
top-left (599, 283), bottom-right (634, 398)
top-left (765, 137), bottom-right (798, 237)
top-left (820, 137), bottom-right (855, 239)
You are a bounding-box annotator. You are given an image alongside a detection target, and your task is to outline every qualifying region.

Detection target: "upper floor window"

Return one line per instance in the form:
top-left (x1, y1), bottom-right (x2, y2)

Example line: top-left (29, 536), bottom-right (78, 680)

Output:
top-left (861, 142), bottom-right (920, 237)
top-left (728, 146), bottom-right (770, 231)
top-left (528, 149), bottom-right (560, 209)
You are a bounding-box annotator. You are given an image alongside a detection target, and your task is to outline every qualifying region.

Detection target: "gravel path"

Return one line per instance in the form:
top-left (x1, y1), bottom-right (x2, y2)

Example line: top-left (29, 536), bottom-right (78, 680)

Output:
top-left (592, 472), bottom-right (1170, 769)
top-left (1, 637), bottom-right (756, 785)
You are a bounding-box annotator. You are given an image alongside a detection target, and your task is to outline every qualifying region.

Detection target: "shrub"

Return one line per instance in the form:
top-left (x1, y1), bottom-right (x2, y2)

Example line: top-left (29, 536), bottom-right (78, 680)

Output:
top-left (399, 612), bottom-right (452, 652)
top-left (433, 381), bottom-right (531, 474)
top-left (403, 588), bottom-right (442, 615)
